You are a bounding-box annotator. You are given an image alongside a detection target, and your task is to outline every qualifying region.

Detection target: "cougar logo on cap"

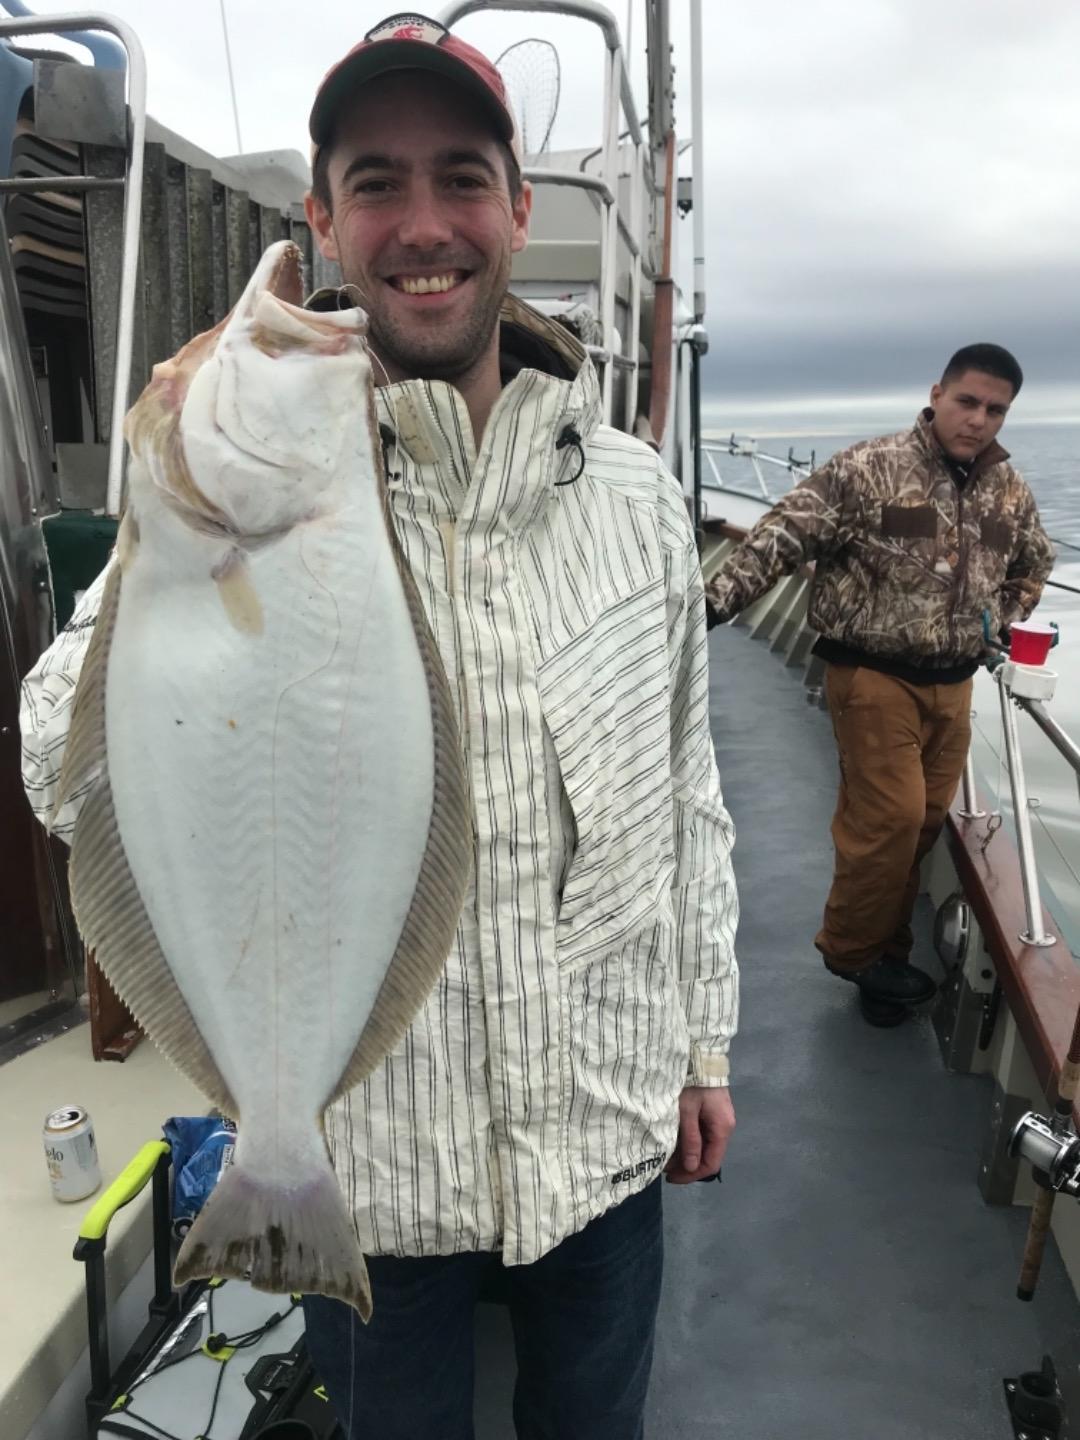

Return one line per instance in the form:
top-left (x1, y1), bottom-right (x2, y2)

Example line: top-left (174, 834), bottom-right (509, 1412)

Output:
top-left (366, 14), bottom-right (448, 46)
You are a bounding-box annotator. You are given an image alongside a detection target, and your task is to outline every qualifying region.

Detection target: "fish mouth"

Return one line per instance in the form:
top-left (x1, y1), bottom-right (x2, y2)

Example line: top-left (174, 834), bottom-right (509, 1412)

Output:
top-left (264, 243), bottom-right (305, 309)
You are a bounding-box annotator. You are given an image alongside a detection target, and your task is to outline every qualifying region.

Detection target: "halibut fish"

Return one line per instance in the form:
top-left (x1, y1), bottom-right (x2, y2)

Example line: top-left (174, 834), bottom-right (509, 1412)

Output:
top-left (53, 241), bottom-right (470, 1319)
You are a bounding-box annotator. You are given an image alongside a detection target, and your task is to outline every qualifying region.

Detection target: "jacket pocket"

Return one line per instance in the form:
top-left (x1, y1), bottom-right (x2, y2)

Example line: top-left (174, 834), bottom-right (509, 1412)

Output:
top-left (881, 503), bottom-right (938, 540)
top-left (979, 515), bottom-right (1015, 557)
top-left (534, 576), bottom-right (673, 969)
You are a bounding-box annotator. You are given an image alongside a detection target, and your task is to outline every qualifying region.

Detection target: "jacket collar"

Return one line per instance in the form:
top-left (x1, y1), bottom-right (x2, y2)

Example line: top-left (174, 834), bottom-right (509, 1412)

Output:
top-left (377, 294), bottom-right (603, 517)
top-left (308, 287), bottom-right (602, 508)
top-left (915, 407), bottom-right (1009, 481)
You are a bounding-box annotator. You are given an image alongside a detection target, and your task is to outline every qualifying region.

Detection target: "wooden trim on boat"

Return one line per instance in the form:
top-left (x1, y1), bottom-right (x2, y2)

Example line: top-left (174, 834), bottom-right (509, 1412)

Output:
top-left (86, 948), bottom-right (142, 1061)
top-left (946, 800), bottom-right (1080, 1118)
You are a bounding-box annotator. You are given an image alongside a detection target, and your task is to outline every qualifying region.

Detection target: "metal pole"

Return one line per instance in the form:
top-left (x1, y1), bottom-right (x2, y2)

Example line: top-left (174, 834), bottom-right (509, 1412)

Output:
top-left (689, 0), bottom-right (705, 323)
top-left (219, 0), bottom-right (243, 154)
top-left (624, 142), bottom-right (642, 431)
top-left (957, 746), bottom-right (986, 819)
top-left (997, 672), bottom-right (1056, 947)
top-left (1023, 698), bottom-right (1080, 777)
top-left (0, 15), bottom-right (147, 519)
top-left (751, 456), bottom-right (770, 500)
top-left (691, 341), bottom-right (702, 549)
top-left (0, 175), bottom-right (125, 193)
top-left (599, 42), bottom-right (620, 422)
top-left (438, 0), bottom-right (643, 145)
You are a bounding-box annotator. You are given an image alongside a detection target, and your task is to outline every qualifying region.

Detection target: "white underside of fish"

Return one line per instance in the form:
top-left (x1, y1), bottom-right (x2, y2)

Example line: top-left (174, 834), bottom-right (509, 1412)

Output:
top-left (108, 489), bottom-right (433, 1157)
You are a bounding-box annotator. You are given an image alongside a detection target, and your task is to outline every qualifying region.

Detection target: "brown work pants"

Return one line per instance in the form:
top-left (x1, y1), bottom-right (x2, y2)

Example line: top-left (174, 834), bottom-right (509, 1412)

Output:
top-left (814, 664), bottom-right (973, 973)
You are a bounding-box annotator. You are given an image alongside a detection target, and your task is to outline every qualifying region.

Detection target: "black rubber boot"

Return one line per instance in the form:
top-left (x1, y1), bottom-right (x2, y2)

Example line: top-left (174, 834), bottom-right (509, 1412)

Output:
top-left (826, 956), bottom-right (938, 1005)
top-left (857, 989), bottom-right (910, 1028)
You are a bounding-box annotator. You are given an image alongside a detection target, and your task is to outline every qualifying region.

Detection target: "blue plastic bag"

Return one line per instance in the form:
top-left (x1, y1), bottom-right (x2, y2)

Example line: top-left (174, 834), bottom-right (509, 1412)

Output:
top-left (163, 1116), bottom-right (237, 1239)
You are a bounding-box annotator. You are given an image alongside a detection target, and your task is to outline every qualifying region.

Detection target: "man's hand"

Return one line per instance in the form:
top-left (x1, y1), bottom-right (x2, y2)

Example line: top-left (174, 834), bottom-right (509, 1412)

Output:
top-left (665, 1086), bottom-right (735, 1184)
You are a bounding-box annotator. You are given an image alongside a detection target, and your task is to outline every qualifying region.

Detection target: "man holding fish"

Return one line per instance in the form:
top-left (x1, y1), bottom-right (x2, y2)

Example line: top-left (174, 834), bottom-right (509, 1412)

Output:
top-left (20, 12), bottom-right (738, 1438)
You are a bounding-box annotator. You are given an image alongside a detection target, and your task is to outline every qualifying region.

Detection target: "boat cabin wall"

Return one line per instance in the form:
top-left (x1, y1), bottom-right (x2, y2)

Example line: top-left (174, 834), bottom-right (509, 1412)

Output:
top-left (0, 59), bottom-right (325, 1058)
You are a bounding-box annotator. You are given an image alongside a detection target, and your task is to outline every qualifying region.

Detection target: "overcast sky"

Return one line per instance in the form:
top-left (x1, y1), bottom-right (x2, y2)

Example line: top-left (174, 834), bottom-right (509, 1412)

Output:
top-left (28, 0), bottom-right (1080, 426)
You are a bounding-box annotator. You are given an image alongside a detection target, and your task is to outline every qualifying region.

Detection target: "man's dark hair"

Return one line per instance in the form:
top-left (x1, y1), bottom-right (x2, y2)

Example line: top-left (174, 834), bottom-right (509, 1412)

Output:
top-left (941, 343), bottom-right (1023, 398)
top-left (310, 137), bottom-right (523, 214)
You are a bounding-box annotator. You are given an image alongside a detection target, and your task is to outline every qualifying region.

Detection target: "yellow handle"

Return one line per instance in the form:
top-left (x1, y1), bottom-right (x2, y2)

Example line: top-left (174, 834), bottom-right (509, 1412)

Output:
top-left (78, 1140), bottom-right (170, 1242)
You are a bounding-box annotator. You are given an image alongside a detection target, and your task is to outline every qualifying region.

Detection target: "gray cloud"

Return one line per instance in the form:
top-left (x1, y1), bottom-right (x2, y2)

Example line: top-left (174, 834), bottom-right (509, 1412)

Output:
top-left (681, 0), bottom-right (1080, 407)
top-left (705, 258), bottom-right (1080, 398)
top-left (28, 0), bottom-right (1080, 414)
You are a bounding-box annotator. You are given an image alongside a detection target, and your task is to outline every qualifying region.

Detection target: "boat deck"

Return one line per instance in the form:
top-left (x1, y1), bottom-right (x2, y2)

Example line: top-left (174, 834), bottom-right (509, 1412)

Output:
top-left (474, 625), bottom-right (1080, 1438)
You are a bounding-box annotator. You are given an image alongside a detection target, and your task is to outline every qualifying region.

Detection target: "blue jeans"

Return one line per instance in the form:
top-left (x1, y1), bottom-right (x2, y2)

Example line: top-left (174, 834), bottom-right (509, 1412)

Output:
top-left (302, 1180), bottom-right (664, 1440)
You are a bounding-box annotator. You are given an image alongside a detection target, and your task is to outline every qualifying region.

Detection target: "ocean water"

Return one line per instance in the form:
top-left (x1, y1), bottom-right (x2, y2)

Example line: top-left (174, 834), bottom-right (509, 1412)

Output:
top-left (703, 419), bottom-right (1080, 538)
top-left (704, 418), bottom-right (1080, 943)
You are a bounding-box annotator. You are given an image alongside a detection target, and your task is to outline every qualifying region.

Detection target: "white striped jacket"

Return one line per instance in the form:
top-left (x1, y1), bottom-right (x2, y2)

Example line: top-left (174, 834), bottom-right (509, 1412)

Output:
top-left (19, 298), bottom-right (739, 1264)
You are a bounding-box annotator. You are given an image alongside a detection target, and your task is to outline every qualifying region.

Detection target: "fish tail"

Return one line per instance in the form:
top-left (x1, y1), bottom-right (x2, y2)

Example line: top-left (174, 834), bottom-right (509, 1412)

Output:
top-left (173, 1160), bottom-right (372, 1319)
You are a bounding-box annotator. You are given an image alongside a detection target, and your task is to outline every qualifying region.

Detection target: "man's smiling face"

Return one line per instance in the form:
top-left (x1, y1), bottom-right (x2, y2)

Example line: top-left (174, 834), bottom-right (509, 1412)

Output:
top-left (308, 70), bottom-right (531, 386)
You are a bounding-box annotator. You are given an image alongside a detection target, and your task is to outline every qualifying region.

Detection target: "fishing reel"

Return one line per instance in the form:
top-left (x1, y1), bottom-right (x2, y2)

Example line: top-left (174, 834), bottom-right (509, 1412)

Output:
top-left (1009, 1111), bottom-right (1080, 1199)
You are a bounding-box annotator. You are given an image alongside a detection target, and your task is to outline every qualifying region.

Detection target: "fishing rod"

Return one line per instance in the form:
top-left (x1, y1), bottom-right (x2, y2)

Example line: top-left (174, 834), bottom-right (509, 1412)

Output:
top-left (1009, 997), bottom-right (1080, 1300)
top-left (1045, 575), bottom-right (1080, 597)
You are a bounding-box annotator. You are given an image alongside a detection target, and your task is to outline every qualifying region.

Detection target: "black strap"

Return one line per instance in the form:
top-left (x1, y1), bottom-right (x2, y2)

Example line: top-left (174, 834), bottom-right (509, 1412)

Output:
top-left (554, 425), bottom-right (586, 486)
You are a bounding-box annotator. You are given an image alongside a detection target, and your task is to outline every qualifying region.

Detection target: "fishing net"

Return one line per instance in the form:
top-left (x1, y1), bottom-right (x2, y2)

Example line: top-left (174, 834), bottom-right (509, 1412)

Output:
top-left (494, 38), bottom-right (562, 161)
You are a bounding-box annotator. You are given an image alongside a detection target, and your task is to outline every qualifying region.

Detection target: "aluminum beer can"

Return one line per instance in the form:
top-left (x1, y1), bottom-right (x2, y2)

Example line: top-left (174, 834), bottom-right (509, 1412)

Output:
top-left (43, 1105), bottom-right (101, 1202)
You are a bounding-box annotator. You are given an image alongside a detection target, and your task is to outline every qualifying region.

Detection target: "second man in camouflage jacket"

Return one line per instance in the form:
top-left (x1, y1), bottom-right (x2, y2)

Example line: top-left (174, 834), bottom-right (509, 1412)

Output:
top-left (706, 344), bottom-right (1053, 1024)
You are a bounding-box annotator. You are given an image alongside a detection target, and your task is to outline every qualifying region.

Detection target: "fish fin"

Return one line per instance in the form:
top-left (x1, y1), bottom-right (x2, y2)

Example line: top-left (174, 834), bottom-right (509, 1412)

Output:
top-left (174, 1161), bottom-right (372, 1320)
top-left (213, 546), bottom-right (264, 634)
top-left (51, 560), bottom-right (122, 824)
top-left (59, 559), bottom-right (237, 1116)
top-left (334, 464), bottom-right (472, 1097)
top-left (116, 508), bottom-right (140, 573)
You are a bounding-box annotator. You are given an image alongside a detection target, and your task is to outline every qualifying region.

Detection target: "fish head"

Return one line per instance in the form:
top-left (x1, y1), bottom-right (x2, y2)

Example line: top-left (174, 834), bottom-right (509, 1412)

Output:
top-left (126, 241), bottom-right (376, 541)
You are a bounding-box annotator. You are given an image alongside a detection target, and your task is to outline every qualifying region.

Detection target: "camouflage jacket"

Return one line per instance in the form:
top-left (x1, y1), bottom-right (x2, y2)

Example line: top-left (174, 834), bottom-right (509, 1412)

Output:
top-left (705, 411), bottom-right (1054, 666)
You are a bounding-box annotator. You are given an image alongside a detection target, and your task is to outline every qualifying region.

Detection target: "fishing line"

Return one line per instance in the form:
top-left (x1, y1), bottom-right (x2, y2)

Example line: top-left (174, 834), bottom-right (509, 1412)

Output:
top-left (367, 344), bottom-right (402, 482)
top-left (336, 282), bottom-right (370, 311)
top-left (331, 285), bottom-right (401, 477)
top-left (987, 685), bottom-right (1006, 843)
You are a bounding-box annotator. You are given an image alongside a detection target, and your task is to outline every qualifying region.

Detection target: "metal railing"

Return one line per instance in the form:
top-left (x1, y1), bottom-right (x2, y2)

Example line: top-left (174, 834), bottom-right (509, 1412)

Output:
top-left (994, 669), bottom-right (1058, 947)
top-left (440, 0), bottom-right (646, 428)
top-left (701, 436), bottom-right (815, 502)
top-left (958, 747), bottom-right (986, 821)
top-left (972, 660), bottom-right (1080, 950)
top-left (0, 10), bottom-right (147, 516)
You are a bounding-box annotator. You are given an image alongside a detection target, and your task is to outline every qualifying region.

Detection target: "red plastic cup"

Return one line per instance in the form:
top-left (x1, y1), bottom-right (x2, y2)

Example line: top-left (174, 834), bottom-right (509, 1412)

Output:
top-left (1009, 620), bottom-right (1055, 666)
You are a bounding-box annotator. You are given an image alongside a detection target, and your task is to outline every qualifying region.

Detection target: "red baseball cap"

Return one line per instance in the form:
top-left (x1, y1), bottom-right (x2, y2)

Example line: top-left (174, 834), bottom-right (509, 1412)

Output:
top-left (309, 13), bottom-right (522, 165)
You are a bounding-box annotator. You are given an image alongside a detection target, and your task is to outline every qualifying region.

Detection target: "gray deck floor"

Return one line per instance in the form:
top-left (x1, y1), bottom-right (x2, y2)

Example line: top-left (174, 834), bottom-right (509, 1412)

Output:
top-left (475, 625), bottom-right (1080, 1438)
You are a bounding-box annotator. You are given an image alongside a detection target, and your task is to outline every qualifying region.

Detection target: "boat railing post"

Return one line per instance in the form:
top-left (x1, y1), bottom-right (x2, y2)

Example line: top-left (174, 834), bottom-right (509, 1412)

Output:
top-left (624, 139), bottom-right (643, 432)
top-left (690, 0), bottom-right (705, 324)
top-left (0, 11), bottom-right (147, 518)
top-left (598, 40), bottom-right (620, 422)
top-left (996, 669), bottom-right (1056, 947)
top-left (957, 741), bottom-right (986, 819)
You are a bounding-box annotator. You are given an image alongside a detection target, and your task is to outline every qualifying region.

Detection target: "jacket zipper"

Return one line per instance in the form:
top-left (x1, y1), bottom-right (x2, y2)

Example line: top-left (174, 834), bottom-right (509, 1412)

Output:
top-left (419, 394), bottom-right (477, 841)
top-left (951, 481), bottom-right (968, 656)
